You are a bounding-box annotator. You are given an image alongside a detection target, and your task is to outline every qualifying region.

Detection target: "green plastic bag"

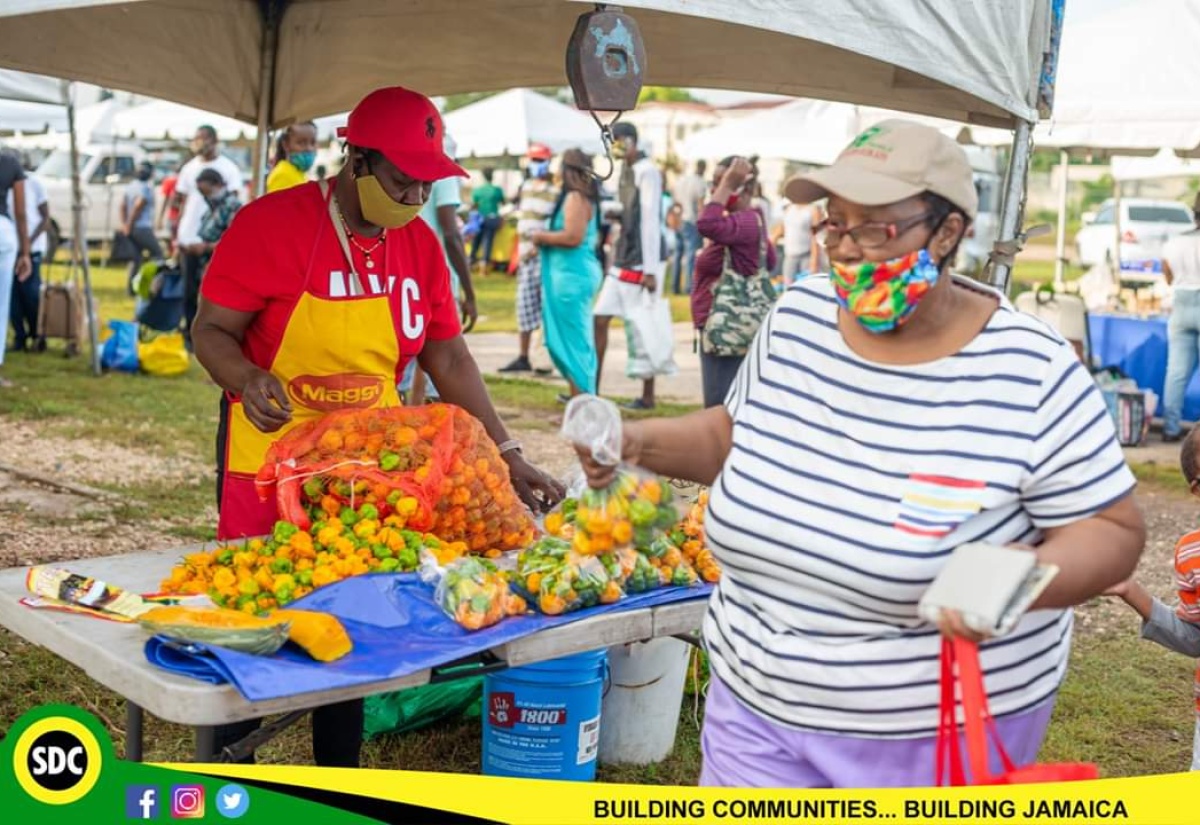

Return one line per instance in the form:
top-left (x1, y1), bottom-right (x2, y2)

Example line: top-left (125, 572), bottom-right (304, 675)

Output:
top-left (363, 666), bottom-right (484, 740)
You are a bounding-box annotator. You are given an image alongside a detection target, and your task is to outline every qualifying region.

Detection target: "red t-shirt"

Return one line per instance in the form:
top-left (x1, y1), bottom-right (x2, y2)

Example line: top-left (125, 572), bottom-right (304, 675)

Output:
top-left (161, 176), bottom-right (180, 222)
top-left (201, 181), bottom-right (461, 383)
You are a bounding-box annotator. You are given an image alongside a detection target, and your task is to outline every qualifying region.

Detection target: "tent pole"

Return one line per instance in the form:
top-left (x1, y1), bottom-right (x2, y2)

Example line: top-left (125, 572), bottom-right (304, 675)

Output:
top-left (251, 0), bottom-right (281, 198)
top-left (64, 80), bottom-right (101, 376)
top-left (990, 118), bottom-right (1034, 294)
top-left (1054, 148), bottom-right (1069, 288)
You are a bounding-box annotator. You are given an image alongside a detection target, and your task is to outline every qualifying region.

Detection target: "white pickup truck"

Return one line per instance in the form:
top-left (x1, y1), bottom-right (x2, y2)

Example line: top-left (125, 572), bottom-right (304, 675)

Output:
top-left (35, 143), bottom-right (152, 247)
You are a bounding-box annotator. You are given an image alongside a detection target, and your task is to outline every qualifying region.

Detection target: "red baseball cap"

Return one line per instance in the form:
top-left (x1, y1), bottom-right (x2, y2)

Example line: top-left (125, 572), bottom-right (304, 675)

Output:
top-left (527, 142), bottom-right (552, 161)
top-left (337, 86), bottom-right (466, 181)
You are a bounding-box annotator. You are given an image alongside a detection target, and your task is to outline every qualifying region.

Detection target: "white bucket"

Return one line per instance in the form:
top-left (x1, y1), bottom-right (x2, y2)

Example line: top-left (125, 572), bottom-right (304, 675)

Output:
top-left (597, 637), bottom-right (691, 765)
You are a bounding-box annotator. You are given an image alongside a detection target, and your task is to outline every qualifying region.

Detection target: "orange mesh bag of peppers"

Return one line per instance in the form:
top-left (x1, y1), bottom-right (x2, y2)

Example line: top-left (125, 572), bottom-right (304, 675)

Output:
top-left (254, 404), bottom-right (536, 555)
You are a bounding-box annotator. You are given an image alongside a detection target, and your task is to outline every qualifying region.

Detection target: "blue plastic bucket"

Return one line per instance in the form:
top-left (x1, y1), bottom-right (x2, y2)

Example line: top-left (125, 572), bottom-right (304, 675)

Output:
top-left (482, 649), bottom-right (608, 781)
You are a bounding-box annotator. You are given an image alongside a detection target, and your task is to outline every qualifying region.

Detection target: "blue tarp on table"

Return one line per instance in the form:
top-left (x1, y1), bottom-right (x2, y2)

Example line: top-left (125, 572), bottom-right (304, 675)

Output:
top-left (144, 573), bottom-right (712, 702)
top-left (1088, 312), bottom-right (1200, 421)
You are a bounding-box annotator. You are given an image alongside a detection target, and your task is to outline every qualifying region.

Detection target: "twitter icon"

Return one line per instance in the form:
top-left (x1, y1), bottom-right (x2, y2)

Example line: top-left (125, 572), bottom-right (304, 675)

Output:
top-left (215, 784), bottom-right (250, 819)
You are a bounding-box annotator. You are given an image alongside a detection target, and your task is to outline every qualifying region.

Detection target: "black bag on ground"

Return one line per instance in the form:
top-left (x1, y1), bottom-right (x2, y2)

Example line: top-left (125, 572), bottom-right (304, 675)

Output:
top-left (110, 231), bottom-right (138, 263)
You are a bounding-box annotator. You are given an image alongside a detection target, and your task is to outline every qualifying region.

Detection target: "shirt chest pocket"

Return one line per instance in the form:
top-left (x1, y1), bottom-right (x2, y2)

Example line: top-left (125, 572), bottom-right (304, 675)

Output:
top-left (893, 474), bottom-right (988, 544)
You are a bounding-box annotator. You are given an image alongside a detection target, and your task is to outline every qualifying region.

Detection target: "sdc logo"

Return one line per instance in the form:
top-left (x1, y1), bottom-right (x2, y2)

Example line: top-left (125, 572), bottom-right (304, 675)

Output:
top-left (12, 716), bottom-right (102, 805)
top-left (288, 373), bottom-right (385, 412)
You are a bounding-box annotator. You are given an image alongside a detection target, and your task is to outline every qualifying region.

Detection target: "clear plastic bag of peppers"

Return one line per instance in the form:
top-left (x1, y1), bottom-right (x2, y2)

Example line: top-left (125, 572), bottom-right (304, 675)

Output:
top-left (255, 405), bottom-right (536, 555)
top-left (509, 536), bottom-right (624, 615)
top-left (432, 556), bottom-right (528, 631)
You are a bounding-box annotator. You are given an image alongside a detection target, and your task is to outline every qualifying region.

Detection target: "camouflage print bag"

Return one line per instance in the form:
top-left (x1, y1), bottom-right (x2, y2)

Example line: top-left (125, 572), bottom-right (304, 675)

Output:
top-left (701, 212), bottom-right (777, 357)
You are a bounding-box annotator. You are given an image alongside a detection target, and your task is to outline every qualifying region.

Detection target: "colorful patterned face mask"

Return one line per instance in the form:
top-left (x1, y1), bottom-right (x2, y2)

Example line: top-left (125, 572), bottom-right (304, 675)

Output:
top-left (830, 248), bottom-right (940, 333)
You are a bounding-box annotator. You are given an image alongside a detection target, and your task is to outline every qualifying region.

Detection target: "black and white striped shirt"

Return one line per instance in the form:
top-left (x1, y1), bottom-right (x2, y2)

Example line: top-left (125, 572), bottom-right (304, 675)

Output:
top-left (703, 276), bottom-right (1135, 737)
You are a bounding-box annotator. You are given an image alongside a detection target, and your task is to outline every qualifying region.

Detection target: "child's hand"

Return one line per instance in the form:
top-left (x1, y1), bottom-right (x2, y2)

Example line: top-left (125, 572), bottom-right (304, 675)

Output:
top-left (1104, 578), bottom-right (1132, 598)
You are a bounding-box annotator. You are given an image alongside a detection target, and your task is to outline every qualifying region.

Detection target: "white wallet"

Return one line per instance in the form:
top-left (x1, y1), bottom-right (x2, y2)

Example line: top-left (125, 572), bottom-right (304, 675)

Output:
top-left (918, 543), bottom-right (1059, 637)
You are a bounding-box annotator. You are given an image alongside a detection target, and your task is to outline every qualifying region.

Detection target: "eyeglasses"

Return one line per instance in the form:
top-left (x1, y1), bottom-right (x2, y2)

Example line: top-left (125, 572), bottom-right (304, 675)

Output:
top-left (821, 211), bottom-right (934, 249)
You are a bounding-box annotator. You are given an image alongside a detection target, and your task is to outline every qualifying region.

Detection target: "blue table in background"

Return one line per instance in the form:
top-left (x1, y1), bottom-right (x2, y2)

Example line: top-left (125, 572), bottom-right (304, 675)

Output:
top-left (1088, 312), bottom-right (1200, 421)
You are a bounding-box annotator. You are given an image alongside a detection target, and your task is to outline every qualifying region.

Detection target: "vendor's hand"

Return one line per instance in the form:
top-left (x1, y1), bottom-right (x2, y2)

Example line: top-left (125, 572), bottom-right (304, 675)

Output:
top-left (720, 157), bottom-right (754, 193)
top-left (935, 608), bottom-right (989, 644)
top-left (574, 422), bottom-right (644, 489)
top-left (460, 295), bottom-right (478, 333)
top-left (641, 272), bottom-right (657, 294)
top-left (15, 253), bottom-right (31, 282)
top-left (241, 368), bottom-right (293, 433)
top-left (505, 452), bottom-right (566, 513)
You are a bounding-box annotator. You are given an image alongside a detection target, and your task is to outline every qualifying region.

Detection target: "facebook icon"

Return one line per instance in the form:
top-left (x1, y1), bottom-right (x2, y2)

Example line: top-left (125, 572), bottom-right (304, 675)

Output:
top-left (125, 785), bottom-right (160, 819)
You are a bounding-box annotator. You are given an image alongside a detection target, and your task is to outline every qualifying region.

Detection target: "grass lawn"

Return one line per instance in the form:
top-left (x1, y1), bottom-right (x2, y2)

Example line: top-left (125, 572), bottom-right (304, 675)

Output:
top-left (0, 260), bottom-right (1194, 781)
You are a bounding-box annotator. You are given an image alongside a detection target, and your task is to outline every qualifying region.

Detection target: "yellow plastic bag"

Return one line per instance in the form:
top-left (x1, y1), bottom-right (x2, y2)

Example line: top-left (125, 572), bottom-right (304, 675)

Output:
top-left (138, 332), bottom-right (190, 377)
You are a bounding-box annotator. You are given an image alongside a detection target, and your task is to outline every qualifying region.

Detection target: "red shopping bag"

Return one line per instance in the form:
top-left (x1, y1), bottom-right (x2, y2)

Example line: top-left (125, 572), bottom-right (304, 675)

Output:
top-left (936, 637), bottom-right (1099, 785)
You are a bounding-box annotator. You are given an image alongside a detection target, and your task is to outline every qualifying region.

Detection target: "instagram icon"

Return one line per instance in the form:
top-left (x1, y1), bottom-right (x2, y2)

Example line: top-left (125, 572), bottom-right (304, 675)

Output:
top-left (171, 784), bottom-right (206, 819)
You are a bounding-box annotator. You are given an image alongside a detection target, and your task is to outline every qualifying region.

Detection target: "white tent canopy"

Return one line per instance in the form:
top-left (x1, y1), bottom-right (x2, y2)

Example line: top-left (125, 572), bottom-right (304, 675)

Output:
top-left (0, 0), bottom-right (1050, 129)
top-left (3, 98), bottom-right (133, 151)
top-left (1031, 0), bottom-right (1200, 155)
top-left (679, 99), bottom-right (984, 165)
top-left (681, 100), bottom-right (859, 165)
top-left (0, 69), bottom-right (66, 135)
top-left (443, 89), bottom-right (604, 159)
top-left (0, 68), bottom-right (61, 106)
top-left (961, 0), bottom-right (1200, 156)
top-left (1112, 149), bottom-right (1200, 183)
top-left (0, 100), bottom-right (68, 134)
top-left (109, 100), bottom-right (257, 142)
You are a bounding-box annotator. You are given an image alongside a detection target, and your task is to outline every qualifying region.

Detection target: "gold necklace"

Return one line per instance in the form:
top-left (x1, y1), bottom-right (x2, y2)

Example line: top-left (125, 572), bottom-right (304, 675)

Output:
top-left (334, 196), bottom-right (385, 269)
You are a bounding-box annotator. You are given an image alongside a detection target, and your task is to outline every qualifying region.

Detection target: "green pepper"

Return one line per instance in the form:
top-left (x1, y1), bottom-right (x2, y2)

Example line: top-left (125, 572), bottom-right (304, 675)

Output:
top-left (386, 490), bottom-right (402, 506)
top-left (378, 451), bottom-right (401, 472)
top-left (269, 557), bottom-right (293, 574)
top-left (469, 594), bottom-right (491, 613)
top-left (378, 557), bottom-right (400, 573)
top-left (236, 594), bottom-right (256, 610)
top-left (397, 547), bottom-right (418, 570)
top-left (359, 503), bottom-right (379, 521)
top-left (208, 588), bottom-right (227, 607)
top-left (669, 528), bottom-right (687, 547)
top-left (562, 497), bottom-right (578, 520)
top-left (272, 521), bottom-right (299, 543)
top-left (296, 570), bottom-right (313, 586)
top-left (302, 478), bottom-right (325, 500)
top-left (672, 566), bottom-right (692, 587)
top-left (339, 507), bottom-right (358, 526)
top-left (215, 548), bottom-right (234, 566)
top-left (372, 544), bottom-right (393, 560)
top-left (238, 578), bottom-right (260, 597)
top-left (336, 481), bottom-right (353, 498)
top-left (629, 499), bottom-right (658, 528)
top-left (311, 519), bottom-right (328, 534)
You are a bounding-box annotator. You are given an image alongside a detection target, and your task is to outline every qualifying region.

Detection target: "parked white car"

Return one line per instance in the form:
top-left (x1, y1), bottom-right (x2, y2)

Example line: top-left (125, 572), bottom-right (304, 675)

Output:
top-left (1075, 198), bottom-right (1194, 268)
top-left (36, 144), bottom-right (149, 246)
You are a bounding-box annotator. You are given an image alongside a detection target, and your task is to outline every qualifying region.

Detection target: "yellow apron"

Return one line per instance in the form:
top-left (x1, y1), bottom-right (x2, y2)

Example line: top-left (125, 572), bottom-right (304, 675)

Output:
top-left (218, 181), bottom-right (403, 539)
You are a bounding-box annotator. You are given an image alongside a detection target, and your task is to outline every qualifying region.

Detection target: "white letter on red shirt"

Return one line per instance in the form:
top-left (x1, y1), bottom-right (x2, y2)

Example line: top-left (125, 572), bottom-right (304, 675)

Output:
top-left (401, 278), bottom-right (425, 340)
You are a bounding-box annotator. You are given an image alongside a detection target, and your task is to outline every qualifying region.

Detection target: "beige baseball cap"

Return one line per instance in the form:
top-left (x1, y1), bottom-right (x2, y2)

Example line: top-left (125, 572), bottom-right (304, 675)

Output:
top-left (784, 119), bottom-right (978, 220)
